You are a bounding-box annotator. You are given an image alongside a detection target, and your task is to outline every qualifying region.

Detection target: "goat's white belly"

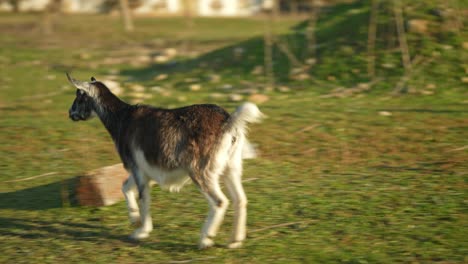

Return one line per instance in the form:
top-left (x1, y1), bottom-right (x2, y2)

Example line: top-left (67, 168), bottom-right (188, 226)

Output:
top-left (134, 149), bottom-right (191, 192)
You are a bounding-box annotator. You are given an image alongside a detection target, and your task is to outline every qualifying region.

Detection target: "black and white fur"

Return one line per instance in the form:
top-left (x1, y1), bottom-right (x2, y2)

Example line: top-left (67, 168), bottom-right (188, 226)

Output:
top-left (67, 73), bottom-right (262, 249)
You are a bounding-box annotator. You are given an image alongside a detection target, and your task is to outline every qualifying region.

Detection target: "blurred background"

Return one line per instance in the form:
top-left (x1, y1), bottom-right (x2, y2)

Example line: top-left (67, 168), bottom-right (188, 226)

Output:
top-left (0, 0), bottom-right (467, 263)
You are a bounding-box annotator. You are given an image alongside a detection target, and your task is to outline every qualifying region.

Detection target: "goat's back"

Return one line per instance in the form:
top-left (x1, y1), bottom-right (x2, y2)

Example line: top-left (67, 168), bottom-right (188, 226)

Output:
top-left (127, 104), bottom-right (230, 170)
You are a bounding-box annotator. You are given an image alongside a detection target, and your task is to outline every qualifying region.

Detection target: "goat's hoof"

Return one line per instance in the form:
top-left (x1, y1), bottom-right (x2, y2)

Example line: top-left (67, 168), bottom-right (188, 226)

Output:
top-left (129, 229), bottom-right (150, 241)
top-left (199, 238), bottom-right (215, 249)
top-left (227, 241), bottom-right (243, 249)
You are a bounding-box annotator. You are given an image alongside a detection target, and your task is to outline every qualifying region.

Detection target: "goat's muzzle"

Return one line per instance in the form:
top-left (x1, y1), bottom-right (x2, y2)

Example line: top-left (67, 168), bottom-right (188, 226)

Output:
top-left (69, 109), bottom-right (82, 121)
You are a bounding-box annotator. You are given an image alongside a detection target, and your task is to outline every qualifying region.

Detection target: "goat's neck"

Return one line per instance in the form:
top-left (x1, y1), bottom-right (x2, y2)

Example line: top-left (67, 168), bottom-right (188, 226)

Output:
top-left (94, 96), bottom-right (132, 142)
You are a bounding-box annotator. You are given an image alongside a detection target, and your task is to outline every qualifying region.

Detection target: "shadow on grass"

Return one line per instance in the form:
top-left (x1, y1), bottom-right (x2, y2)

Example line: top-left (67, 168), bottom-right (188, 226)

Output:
top-left (0, 217), bottom-right (105, 240)
top-left (0, 216), bottom-right (146, 247)
top-left (0, 216), bottom-right (199, 251)
top-left (120, 1), bottom-right (369, 88)
top-left (141, 240), bottom-right (199, 252)
top-left (378, 108), bottom-right (468, 114)
top-left (0, 181), bottom-right (68, 210)
top-left (0, 182), bottom-right (200, 251)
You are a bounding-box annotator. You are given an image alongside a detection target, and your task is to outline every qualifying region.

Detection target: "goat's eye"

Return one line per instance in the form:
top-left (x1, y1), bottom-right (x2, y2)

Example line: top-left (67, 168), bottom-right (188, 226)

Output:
top-left (76, 89), bottom-right (87, 98)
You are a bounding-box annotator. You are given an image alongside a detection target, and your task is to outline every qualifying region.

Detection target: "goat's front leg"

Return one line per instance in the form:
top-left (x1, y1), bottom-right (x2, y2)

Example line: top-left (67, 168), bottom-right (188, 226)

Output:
top-left (122, 175), bottom-right (140, 225)
top-left (129, 172), bottom-right (153, 240)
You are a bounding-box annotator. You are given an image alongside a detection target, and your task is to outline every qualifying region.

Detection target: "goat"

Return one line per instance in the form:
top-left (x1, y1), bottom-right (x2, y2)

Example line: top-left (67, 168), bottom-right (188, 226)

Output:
top-left (66, 73), bottom-right (263, 249)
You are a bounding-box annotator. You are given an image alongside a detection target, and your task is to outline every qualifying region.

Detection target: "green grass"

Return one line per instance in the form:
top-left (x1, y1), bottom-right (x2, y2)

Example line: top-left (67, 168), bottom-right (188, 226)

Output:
top-left (0, 2), bottom-right (467, 263)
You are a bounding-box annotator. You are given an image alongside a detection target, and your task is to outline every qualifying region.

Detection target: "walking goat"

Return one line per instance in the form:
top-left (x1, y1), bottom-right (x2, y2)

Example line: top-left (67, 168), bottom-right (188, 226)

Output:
top-left (67, 73), bottom-right (262, 249)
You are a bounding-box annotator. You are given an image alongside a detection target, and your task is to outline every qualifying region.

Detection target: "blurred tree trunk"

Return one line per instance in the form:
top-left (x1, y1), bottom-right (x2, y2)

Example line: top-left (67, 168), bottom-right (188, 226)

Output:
top-left (181, 0), bottom-right (194, 57)
top-left (264, 0), bottom-right (303, 83)
top-left (367, 0), bottom-right (378, 80)
top-left (272, 0), bottom-right (280, 17)
top-left (41, 0), bottom-right (62, 35)
top-left (264, 12), bottom-right (274, 90)
top-left (304, 0), bottom-right (318, 61)
top-left (392, 0), bottom-right (412, 94)
top-left (9, 0), bottom-right (20, 12)
top-left (120, 0), bottom-right (134, 32)
top-left (393, 0), bottom-right (411, 71)
top-left (263, 0), bottom-right (276, 90)
top-left (183, 0), bottom-right (194, 28)
top-left (290, 0), bottom-right (299, 16)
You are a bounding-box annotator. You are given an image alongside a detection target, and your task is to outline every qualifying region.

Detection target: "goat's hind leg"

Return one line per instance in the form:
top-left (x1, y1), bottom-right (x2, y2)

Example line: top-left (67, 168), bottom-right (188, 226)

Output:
top-left (224, 163), bottom-right (248, 249)
top-left (122, 175), bottom-right (140, 225)
top-left (198, 174), bottom-right (229, 249)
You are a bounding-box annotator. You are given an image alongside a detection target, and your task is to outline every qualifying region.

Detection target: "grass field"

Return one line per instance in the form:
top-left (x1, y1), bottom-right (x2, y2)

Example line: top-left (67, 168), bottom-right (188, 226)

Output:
top-left (0, 2), bottom-right (467, 263)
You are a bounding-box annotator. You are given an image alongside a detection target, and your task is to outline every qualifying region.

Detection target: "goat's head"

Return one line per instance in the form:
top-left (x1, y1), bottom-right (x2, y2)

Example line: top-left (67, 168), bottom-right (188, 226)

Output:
top-left (67, 73), bottom-right (98, 121)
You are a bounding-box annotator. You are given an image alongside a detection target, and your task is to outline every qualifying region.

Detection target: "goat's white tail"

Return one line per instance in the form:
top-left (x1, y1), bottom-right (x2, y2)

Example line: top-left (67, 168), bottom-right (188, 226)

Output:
top-left (226, 103), bottom-right (263, 159)
top-left (228, 102), bottom-right (264, 131)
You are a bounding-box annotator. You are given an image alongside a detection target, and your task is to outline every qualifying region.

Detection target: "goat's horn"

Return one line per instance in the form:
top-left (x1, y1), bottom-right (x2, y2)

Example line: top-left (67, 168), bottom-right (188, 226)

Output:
top-left (66, 72), bottom-right (91, 91)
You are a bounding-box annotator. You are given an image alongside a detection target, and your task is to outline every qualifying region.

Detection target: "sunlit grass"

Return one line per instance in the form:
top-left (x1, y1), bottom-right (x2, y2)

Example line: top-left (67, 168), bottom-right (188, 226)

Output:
top-left (0, 7), bottom-right (467, 264)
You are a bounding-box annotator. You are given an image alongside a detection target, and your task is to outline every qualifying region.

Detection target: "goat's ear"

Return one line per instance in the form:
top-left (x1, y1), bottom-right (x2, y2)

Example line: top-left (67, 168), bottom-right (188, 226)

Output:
top-left (90, 77), bottom-right (96, 82)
